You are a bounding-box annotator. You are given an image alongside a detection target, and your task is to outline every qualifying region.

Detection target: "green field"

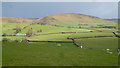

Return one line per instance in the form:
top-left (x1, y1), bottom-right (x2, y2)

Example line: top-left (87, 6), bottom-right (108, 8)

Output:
top-left (2, 36), bottom-right (25, 40)
top-left (3, 41), bottom-right (118, 66)
top-left (27, 32), bottom-right (115, 41)
top-left (69, 32), bottom-right (115, 38)
top-left (2, 22), bottom-right (117, 35)
top-left (2, 22), bottom-right (30, 34)
top-left (75, 37), bottom-right (118, 50)
top-left (20, 24), bottom-right (91, 34)
top-left (27, 34), bottom-right (72, 41)
top-left (57, 21), bottom-right (117, 28)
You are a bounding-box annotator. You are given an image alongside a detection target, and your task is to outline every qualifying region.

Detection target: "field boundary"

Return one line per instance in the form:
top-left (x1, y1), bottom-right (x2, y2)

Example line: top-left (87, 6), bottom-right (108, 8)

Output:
top-left (35, 31), bottom-right (104, 36)
top-left (27, 40), bottom-right (73, 43)
top-left (69, 35), bottom-right (115, 39)
top-left (27, 35), bottom-right (115, 43)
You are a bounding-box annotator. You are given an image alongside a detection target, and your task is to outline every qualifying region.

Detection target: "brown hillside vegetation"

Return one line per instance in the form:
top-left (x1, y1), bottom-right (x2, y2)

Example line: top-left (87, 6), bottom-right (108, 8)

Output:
top-left (36, 13), bottom-right (114, 25)
top-left (1, 17), bottom-right (33, 23)
top-left (1, 13), bottom-right (115, 26)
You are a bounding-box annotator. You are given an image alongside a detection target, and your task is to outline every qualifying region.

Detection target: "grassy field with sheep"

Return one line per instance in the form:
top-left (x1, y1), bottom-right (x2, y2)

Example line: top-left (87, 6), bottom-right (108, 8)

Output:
top-left (2, 41), bottom-right (118, 66)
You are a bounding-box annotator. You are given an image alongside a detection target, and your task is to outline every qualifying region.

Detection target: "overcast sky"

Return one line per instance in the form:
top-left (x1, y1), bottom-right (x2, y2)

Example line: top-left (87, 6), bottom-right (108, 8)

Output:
top-left (2, 2), bottom-right (118, 19)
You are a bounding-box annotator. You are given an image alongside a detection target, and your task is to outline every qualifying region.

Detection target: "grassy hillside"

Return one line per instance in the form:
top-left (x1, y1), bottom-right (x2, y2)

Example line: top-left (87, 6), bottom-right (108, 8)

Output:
top-left (2, 22), bottom-right (30, 34)
top-left (20, 24), bottom-right (91, 34)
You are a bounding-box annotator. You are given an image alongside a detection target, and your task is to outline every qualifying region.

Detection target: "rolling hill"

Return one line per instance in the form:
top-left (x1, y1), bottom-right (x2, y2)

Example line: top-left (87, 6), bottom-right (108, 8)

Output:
top-left (36, 13), bottom-right (117, 28)
top-left (1, 13), bottom-right (117, 27)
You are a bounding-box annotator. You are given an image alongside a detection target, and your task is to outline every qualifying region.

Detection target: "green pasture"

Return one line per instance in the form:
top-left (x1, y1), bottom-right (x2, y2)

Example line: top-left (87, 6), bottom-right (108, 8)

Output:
top-left (2, 22), bottom-right (117, 35)
top-left (3, 42), bottom-right (118, 66)
top-left (25, 32), bottom-right (116, 42)
top-left (2, 36), bottom-right (25, 40)
top-left (90, 28), bottom-right (118, 32)
top-left (69, 32), bottom-right (115, 38)
top-left (75, 37), bottom-right (118, 50)
top-left (20, 24), bottom-right (91, 34)
top-left (27, 34), bottom-right (72, 41)
top-left (2, 22), bottom-right (30, 34)
top-left (56, 20), bottom-right (117, 28)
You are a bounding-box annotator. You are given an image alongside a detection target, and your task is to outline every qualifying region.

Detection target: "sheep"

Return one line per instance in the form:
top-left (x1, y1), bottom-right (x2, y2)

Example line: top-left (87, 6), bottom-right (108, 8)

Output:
top-left (106, 49), bottom-right (112, 54)
top-left (78, 46), bottom-right (83, 48)
top-left (56, 44), bottom-right (61, 47)
top-left (106, 49), bottom-right (110, 52)
top-left (107, 52), bottom-right (113, 54)
top-left (117, 49), bottom-right (120, 56)
top-left (118, 52), bottom-right (120, 56)
top-left (80, 46), bottom-right (83, 48)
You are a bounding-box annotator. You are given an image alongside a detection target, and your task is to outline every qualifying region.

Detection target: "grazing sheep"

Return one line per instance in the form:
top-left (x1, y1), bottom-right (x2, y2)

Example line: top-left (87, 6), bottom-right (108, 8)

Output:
top-left (106, 49), bottom-right (112, 54)
top-left (78, 46), bottom-right (83, 48)
top-left (106, 49), bottom-right (110, 52)
top-left (117, 49), bottom-right (120, 56)
top-left (56, 44), bottom-right (61, 47)
top-left (118, 52), bottom-right (120, 56)
top-left (107, 52), bottom-right (113, 54)
top-left (80, 46), bottom-right (83, 48)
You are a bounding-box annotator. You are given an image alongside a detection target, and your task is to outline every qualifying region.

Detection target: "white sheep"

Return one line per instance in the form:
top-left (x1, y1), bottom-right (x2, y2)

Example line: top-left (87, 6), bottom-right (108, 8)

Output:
top-left (80, 46), bottom-right (83, 48)
top-left (106, 49), bottom-right (110, 52)
top-left (106, 49), bottom-right (112, 54)
top-left (106, 49), bottom-right (110, 51)
top-left (107, 52), bottom-right (113, 54)
top-left (56, 44), bottom-right (61, 47)
top-left (78, 46), bottom-right (83, 48)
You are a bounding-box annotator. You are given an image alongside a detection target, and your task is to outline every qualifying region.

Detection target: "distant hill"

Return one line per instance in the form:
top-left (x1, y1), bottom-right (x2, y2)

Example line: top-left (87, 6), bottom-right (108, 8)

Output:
top-left (1, 17), bottom-right (33, 23)
top-left (35, 13), bottom-right (116, 28)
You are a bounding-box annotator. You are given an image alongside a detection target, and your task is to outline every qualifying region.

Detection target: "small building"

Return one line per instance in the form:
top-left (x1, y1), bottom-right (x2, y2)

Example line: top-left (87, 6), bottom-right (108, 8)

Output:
top-left (16, 33), bottom-right (26, 36)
